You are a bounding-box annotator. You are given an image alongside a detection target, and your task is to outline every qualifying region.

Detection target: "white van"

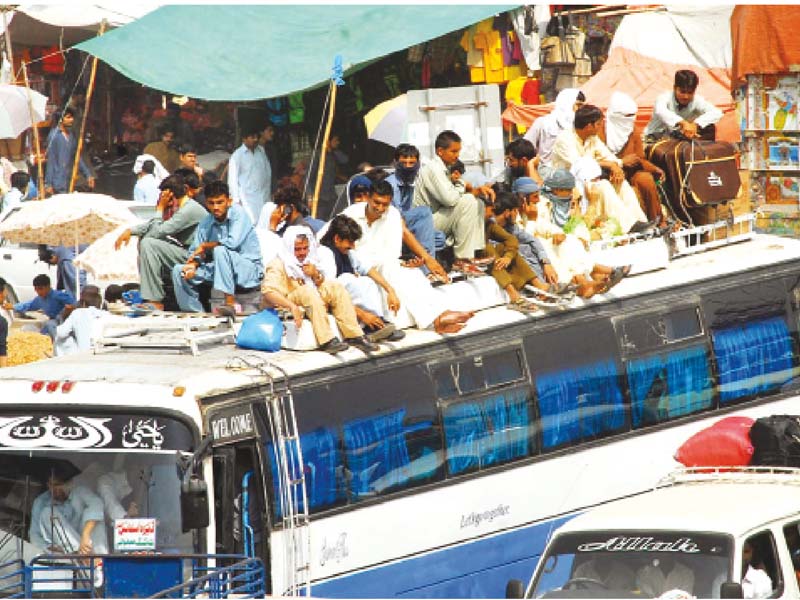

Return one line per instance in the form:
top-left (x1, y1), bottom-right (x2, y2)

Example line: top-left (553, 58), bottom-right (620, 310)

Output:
top-left (508, 467), bottom-right (800, 599)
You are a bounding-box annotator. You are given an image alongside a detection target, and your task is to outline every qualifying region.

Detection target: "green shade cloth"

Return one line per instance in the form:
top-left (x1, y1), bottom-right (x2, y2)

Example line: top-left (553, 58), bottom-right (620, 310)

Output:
top-left (77, 4), bottom-right (517, 101)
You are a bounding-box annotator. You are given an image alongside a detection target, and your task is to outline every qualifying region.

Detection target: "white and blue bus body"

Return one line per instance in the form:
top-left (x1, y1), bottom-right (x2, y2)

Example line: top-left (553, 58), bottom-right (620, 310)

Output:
top-left (1, 234), bottom-right (800, 597)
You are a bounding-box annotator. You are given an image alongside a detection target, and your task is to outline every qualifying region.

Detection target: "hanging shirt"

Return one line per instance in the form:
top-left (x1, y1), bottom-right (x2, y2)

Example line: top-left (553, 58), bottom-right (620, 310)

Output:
top-left (644, 90), bottom-right (723, 139)
top-left (228, 143), bottom-right (271, 225)
top-left (133, 173), bottom-right (160, 205)
top-left (44, 127), bottom-right (91, 193)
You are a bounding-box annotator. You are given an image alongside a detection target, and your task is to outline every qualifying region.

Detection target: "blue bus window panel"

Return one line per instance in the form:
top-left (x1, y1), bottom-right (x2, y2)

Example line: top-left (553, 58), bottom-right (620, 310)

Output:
top-left (535, 359), bottom-right (625, 450)
top-left (628, 345), bottom-right (713, 428)
top-left (267, 426), bottom-right (343, 517)
top-left (342, 408), bottom-right (414, 499)
top-left (712, 316), bottom-right (795, 403)
top-left (443, 388), bottom-right (531, 476)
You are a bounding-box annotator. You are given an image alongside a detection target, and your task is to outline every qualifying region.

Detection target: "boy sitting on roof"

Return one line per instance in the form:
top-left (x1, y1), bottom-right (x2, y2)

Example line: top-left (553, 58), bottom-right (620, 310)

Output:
top-left (172, 181), bottom-right (263, 313)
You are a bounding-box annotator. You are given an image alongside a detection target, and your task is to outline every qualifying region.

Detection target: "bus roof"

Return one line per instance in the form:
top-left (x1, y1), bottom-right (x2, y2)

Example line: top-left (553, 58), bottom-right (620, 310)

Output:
top-left (555, 469), bottom-right (800, 538)
top-left (1, 233), bottom-right (799, 393)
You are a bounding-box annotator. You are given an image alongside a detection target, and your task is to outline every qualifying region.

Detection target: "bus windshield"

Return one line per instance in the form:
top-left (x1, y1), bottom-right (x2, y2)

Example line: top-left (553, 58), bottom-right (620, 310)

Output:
top-left (0, 410), bottom-right (197, 559)
top-left (531, 531), bottom-right (732, 599)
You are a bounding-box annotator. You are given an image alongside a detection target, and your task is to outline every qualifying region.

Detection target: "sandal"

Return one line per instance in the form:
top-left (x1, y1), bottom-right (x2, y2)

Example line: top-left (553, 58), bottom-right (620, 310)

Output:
top-left (508, 298), bottom-right (539, 314)
top-left (427, 272), bottom-right (448, 287)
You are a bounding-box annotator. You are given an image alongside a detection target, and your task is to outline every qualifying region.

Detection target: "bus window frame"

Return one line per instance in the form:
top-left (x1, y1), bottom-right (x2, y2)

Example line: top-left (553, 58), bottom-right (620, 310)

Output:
top-left (428, 345), bottom-right (529, 400)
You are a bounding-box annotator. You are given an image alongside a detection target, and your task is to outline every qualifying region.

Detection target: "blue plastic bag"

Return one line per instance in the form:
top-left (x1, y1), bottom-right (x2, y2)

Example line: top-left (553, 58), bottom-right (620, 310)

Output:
top-left (236, 309), bottom-right (283, 352)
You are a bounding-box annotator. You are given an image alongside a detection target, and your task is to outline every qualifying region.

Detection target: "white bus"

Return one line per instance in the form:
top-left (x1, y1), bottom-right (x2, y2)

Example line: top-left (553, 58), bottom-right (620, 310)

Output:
top-left (1, 233), bottom-right (800, 598)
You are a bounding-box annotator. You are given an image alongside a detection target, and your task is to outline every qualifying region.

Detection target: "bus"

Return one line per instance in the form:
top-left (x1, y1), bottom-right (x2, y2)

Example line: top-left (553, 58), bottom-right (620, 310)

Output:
top-left (1, 232), bottom-right (799, 598)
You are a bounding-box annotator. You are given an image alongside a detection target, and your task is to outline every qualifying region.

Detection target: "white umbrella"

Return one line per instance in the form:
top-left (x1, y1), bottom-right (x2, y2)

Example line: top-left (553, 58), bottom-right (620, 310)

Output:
top-left (74, 224), bottom-right (141, 284)
top-left (0, 192), bottom-right (139, 297)
top-left (0, 84), bottom-right (48, 139)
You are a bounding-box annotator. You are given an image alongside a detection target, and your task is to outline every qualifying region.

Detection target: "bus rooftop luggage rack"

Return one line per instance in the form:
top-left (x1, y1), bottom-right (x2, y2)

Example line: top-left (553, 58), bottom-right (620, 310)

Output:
top-left (94, 314), bottom-right (235, 356)
top-left (670, 211), bottom-right (756, 257)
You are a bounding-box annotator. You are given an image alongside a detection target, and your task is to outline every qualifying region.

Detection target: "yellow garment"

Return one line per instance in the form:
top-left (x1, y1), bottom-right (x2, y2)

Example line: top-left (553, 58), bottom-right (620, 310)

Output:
top-left (505, 76), bottom-right (529, 133)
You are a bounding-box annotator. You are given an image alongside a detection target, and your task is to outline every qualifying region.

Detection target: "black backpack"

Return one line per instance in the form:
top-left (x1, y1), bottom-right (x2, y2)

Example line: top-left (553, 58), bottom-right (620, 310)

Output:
top-left (749, 415), bottom-right (800, 467)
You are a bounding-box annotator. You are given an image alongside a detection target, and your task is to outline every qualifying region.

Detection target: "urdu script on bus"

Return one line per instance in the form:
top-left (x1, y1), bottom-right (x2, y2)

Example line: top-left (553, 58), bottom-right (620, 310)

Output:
top-left (577, 537), bottom-right (701, 553)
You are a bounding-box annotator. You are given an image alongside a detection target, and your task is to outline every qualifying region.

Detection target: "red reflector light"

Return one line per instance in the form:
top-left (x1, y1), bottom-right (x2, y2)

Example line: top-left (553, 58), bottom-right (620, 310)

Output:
top-left (31, 381), bottom-right (44, 392)
top-left (61, 381), bottom-right (75, 393)
top-left (45, 381), bottom-right (59, 393)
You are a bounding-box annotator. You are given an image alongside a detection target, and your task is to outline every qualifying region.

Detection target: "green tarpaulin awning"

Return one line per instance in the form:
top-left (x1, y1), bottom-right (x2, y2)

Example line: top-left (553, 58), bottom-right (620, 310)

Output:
top-left (77, 4), bottom-right (517, 101)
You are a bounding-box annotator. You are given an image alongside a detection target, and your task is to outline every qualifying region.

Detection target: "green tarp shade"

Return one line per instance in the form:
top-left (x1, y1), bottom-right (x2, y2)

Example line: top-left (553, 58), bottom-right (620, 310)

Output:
top-left (77, 4), bottom-right (517, 101)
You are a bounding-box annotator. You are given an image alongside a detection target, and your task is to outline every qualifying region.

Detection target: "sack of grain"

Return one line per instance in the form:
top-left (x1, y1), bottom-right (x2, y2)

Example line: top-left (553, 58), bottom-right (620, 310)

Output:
top-left (7, 331), bottom-right (53, 366)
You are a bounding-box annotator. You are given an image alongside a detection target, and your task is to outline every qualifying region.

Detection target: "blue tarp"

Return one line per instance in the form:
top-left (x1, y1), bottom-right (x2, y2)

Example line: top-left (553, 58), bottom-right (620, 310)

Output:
top-left (76, 4), bottom-right (516, 101)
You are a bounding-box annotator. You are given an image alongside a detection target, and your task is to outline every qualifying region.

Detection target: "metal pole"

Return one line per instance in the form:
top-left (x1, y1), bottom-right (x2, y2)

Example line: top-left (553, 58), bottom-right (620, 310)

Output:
top-left (21, 61), bottom-right (44, 199)
top-left (69, 19), bottom-right (106, 193)
top-left (311, 80), bottom-right (337, 219)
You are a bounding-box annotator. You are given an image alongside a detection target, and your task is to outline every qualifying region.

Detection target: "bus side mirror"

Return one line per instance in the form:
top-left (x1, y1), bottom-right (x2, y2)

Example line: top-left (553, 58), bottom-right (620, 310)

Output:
top-left (181, 475), bottom-right (210, 532)
top-left (506, 579), bottom-right (525, 599)
top-left (720, 582), bottom-right (744, 599)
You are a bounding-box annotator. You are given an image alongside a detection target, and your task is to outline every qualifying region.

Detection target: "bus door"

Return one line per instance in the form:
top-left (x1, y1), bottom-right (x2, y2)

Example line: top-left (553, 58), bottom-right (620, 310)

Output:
top-left (208, 404), bottom-right (271, 590)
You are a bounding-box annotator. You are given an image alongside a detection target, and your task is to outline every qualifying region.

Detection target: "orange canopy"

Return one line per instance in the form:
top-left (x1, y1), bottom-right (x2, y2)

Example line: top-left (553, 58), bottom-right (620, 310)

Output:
top-left (731, 5), bottom-right (800, 90)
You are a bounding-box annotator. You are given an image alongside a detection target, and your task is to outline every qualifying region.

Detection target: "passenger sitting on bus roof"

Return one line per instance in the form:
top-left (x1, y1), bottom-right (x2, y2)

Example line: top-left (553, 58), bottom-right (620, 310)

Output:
top-left (173, 167), bottom-right (207, 206)
top-left (644, 69), bottom-right (722, 143)
top-left (600, 92), bottom-right (667, 227)
top-left (413, 130), bottom-right (495, 272)
top-left (323, 179), bottom-right (474, 334)
top-left (12, 274), bottom-right (75, 339)
top-left (115, 174), bottom-right (207, 311)
top-left (514, 175), bottom-right (624, 298)
top-left (29, 469), bottom-right (108, 555)
top-left (636, 557), bottom-right (695, 597)
top-left (54, 287), bottom-right (107, 357)
top-left (173, 180), bottom-right (264, 313)
top-left (262, 184), bottom-right (318, 236)
top-left (261, 226), bottom-right (378, 354)
top-left (318, 215), bottom-right (405, 343)
top-left (524, 88), bottom-right (585, 182)
top-left (255, 184), bottom-right (323, 269)
top-left (384, 145), bottom-right (446, 273)
top-left (483, 192), bottom-right (553, 305)
top-left (551, 105), bottom-right (649, 235)
top-left (503, 138), bottom-right (542, 188)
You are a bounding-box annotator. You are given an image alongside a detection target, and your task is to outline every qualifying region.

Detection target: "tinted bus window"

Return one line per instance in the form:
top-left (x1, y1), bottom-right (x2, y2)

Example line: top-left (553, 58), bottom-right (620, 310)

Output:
top-left (526, 321), bottom-right (627, 450)
top-left (712, 315), bottom-right (795, 403)
top-left (267, 363), bottom-right (443, 517)
top-left (535, 358), bottom-right (626, 449)
top-left (442, 386), bottom-right (535, 476)
top-left (627, 344), bottom-right (713, 428)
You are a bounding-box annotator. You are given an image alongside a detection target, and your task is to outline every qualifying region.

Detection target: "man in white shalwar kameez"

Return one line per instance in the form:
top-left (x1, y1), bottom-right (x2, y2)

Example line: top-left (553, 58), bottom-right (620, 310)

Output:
top-left (228, 129), bottom-right (271, 225)
top-left (324, 180), bottom-right (473, 334)
top-left (551, 105), bottom-right (648, 235)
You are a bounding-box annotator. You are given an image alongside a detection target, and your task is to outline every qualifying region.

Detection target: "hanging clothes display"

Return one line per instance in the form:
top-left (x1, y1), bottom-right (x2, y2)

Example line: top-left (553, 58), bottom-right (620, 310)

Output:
top-left (461, 17), bottom-right (528, 85)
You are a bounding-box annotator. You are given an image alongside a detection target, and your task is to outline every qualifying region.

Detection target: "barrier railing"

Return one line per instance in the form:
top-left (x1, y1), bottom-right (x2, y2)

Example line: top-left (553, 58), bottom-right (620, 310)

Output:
top-left (19, 553), bottom-right (265, 599)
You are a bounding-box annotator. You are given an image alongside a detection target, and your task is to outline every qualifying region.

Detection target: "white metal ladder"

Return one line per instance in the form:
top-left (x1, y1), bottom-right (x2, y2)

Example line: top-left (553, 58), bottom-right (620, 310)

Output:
top-left (95, 314), bottom-right (234, 356)
top-left (226, 355), bottom-right (311, 597)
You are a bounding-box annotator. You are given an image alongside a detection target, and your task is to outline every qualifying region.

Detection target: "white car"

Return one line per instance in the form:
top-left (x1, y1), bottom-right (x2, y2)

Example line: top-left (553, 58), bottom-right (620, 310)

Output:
top-left (0, 214), bottom-right (55, 304)
top-left (509, 467), bottom-right (800, 599)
